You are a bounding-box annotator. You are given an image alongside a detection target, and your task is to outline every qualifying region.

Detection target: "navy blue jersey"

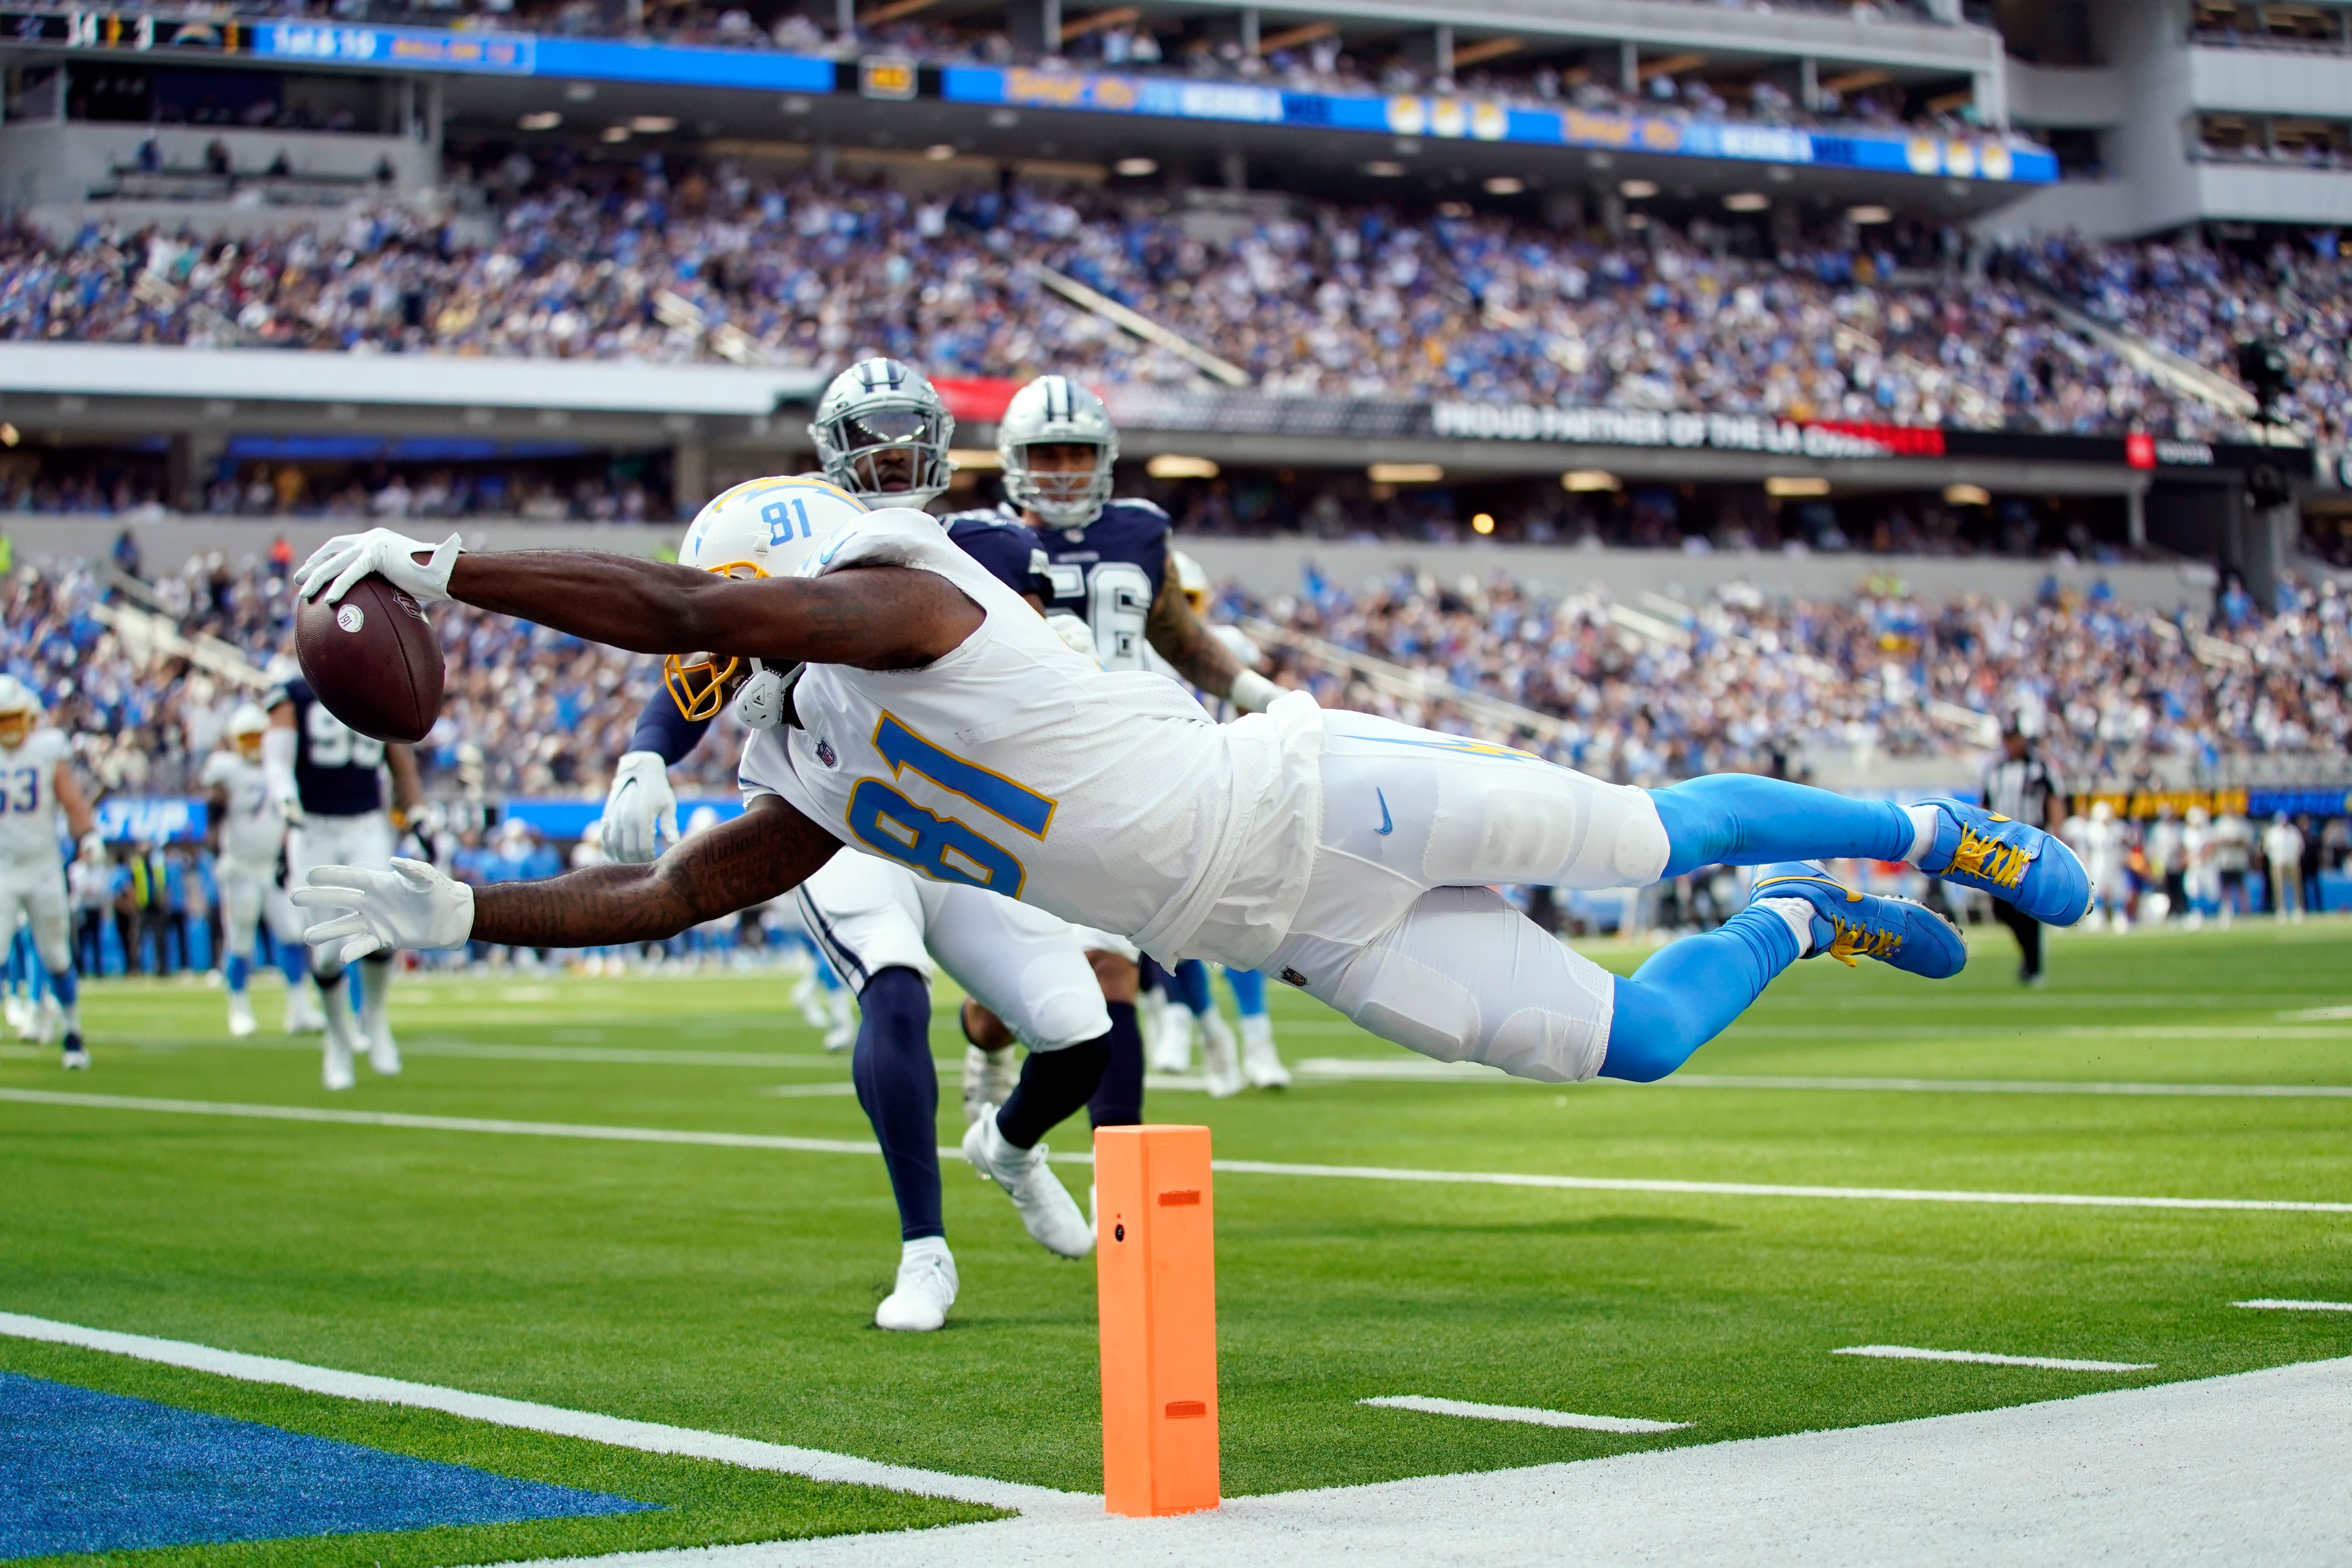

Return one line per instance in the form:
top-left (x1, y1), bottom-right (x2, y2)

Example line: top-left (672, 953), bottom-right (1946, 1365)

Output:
top-left (976, 499), bottom-right (1168, 671)
top-left (629, 511), bottom-right (1052, 767)
top-left (276, 677), bottom-right (385, 817)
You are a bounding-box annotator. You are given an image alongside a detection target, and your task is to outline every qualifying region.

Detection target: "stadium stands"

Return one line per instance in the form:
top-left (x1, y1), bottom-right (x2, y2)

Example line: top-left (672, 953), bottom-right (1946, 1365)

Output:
top-left (4, 170), bottom-right (2322, 440)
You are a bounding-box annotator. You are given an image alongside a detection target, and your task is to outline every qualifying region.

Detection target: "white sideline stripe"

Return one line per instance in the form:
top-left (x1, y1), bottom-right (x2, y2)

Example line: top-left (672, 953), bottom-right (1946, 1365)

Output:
top-left (1296, 1058), bottom-right (2352, 1098)
top-left (0, 1312), bottom-right (1087, 1517)
top-left (6, 1089), bottom-right (2351, 1216)
top-left (0, 1090), bottom-right (881, 1158)
top-left (1835, 1345), bottom-right (2156, 1373)
top-left (1359, 1395), bottom-right (1687, 1434)
top-left (2237, 1298), bottom-right (2352, 1312)
top-left (758, 1083), bottom-right (862, 1098)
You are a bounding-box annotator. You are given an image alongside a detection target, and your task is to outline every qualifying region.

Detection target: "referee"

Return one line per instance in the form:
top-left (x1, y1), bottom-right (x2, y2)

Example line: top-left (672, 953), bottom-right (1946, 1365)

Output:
top-left (1981, 723), bottom-right (2066, 985)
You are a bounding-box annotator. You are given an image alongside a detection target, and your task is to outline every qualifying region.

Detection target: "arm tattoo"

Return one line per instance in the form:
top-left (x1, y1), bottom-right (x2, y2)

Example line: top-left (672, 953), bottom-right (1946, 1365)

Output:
top-left (1145, 556), bottom-right (1243, 698)
top-left (470, 796), bottom-right (837, 948)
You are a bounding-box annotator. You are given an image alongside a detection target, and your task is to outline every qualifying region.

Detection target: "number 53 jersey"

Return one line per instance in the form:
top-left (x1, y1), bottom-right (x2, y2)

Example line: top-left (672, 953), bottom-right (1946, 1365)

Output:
top-left (737, 508), bottom-right (1324, 971)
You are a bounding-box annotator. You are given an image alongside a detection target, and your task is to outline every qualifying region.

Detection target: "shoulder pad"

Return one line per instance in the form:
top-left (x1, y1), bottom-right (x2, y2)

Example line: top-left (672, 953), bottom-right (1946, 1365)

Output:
top-left (1107, 496), bottom-right (1169, 522)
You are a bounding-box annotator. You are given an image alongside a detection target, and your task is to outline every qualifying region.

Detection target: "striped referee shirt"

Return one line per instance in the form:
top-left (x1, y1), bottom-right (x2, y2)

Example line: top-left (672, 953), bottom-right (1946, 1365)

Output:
top-left (1982, 752), bottom-right (2062, 827)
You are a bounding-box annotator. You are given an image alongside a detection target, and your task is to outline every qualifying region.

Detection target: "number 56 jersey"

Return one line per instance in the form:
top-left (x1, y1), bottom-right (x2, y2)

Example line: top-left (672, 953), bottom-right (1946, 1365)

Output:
top-left (737, 508), bottom-right (1324, 971)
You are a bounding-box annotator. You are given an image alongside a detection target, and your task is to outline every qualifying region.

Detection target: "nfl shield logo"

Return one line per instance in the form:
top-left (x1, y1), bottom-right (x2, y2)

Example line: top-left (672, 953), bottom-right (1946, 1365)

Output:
top-left (815, 738), bottom-right (837, 768)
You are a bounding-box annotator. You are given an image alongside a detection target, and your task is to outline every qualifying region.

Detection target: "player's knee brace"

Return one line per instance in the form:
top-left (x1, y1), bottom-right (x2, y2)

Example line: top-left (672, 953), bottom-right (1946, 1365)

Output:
top-left (1330, 888), bottom-right (1614, 1083)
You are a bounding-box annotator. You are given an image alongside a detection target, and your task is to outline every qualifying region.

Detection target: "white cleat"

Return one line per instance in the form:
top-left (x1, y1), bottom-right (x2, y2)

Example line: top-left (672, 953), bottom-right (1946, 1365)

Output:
top-left (874, 1243), bottom-right (958, 1332)
top-left (1146, 996), bottom-right (1194, 1075)
top-left (790, 970), bottom-right (831, 1030)
top-left (962, 1044), bottom-right (1018, 1125)
top-left (961, 1107), bottom-right (1094, 1259)
top-left (321, 1006), bottom-right (359, 1091)
top-left (60, 1043), bottom-right (89, 1071)
top-left (284, 986), bottom-right (326, 1035)
top-left (1199, 1010), bottom-right (1244, 1099)
top-left (4, 995), bottom-right (30, 1039)
top-left (1239, 1014), bottom-right (1291, 1090)
top-left (226, 993), bottom-right (258, 1039)
top-left (366, 1018), bottom-right (401, 1076)
top-left (821, 990), bottom-right (857, 1053)
top-left (33, 996), bottom-right (64, 1047)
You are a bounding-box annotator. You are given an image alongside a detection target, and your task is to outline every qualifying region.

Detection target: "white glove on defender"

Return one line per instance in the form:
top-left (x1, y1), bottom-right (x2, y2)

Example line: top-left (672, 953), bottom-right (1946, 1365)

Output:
top-left (292, 858), bottom-right (475, 963)
top-left (600, 750), bottom-right (679, 864)
top-left (297, 528), bottom-right (462, 606)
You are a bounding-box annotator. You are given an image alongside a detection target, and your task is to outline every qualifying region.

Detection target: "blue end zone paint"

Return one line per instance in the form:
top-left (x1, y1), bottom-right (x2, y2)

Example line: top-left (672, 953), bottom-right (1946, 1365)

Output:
top-left (0, 1372), bottom-right (658, 1559)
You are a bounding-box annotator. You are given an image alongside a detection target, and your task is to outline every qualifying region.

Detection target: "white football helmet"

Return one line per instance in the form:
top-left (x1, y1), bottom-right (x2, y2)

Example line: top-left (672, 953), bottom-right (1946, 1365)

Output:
top-left (997, 374), bottom-right (1118, 529)
top-left (663, 475), bottom-right (871, 725)
top-left (810, 358), bottom-right (957, 508)
top-left (0, 675), bottom-right (40, 748)
top-left (228, 701), bottom-right (270, 760)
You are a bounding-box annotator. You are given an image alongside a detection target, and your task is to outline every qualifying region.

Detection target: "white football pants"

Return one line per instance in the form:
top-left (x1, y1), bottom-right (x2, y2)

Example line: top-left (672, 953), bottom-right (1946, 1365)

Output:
top-left (797, 849), bottom-right (1110, 1053)
top-left (1264, 711), bottom-right (1674, 1083)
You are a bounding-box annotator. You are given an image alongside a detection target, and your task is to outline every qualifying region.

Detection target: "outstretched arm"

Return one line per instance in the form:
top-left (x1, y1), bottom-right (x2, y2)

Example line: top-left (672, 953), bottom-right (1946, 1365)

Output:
top-left (296, 794), bottom-right (840, 959)
top-left (476, 795), bottom-right (835, 946)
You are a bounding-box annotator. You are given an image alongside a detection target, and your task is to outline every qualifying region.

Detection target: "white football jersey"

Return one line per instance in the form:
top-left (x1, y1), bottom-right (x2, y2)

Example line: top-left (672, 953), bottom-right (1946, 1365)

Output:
top-left (736, 509), bottom-right (1325, 969)
top-left (0, 729), bottom-right (70, 865)
top-left (200, 750), bottom-right (284, 864)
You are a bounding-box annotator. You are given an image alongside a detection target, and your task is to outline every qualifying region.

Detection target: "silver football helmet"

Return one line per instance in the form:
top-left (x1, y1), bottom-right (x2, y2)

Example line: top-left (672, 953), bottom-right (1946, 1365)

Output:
top-left (809, 358), bottom-right (956, 508)
top-left (997, 374), bottom-right (1118, 529)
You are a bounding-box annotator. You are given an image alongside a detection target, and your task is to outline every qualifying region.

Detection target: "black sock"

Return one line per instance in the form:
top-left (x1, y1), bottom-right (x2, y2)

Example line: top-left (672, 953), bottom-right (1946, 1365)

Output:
top-left (1085, 1001), bottom-right (1144, 1130)
top-left (850, 967), bottom-right (943, 1241)
top-left (998, 1031), bottom-right (1112, 1148)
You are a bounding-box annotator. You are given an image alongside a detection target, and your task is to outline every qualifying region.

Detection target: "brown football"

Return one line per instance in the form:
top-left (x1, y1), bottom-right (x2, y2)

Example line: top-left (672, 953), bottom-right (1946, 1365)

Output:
top-left (294, 574), bottom-right (445, 744)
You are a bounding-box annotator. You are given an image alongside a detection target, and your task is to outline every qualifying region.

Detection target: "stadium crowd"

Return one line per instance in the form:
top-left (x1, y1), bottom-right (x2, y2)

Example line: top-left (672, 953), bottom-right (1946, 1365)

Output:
top-left (5, 165), bottom-right (2313, 440)
top-left (3, 533), bottom-right (2344, 814)
top-left (1248, 565), bottom-right (2352, 787)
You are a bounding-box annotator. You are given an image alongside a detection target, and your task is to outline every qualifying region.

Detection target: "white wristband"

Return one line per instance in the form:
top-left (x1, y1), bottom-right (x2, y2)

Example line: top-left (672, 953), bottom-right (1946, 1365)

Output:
top-left (1229, 668), bottom-right (1282, 714)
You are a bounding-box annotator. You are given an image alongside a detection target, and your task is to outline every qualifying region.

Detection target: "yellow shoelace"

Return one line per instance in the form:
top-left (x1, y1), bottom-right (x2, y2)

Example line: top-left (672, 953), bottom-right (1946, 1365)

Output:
top-left (1948, 823), bottom-right (2030, 890)
top-left (1825, 917), bottom-right (1903, 968)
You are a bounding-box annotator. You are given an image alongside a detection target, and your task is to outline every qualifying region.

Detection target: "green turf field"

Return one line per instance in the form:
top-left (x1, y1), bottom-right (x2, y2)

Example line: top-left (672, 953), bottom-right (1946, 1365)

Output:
top-left (3, 922), bottom-right (2349, 1563)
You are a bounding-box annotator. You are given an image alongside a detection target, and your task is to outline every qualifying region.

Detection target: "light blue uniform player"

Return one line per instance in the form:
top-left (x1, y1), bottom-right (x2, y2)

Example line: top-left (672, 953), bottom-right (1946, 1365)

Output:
top-left (0, 676), bottom-right (103, 1068)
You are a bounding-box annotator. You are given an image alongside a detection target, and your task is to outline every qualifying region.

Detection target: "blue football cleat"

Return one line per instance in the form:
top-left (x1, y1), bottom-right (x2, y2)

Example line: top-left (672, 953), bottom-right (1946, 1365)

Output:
top-left (1910, 797), bottom-right (2092, 926)
top-left (1750, 862), bottom-right (1968, 980)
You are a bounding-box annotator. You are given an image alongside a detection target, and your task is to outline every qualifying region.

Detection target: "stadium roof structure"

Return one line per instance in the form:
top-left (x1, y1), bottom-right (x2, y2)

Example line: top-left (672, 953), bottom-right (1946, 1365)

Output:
top-left (0, 2), bottom-right (2054, 219)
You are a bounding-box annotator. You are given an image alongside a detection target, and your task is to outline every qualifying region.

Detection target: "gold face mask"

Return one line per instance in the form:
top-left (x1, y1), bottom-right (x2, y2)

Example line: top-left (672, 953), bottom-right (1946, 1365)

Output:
top-left (0, 710), bottom-right (32, 749)
top-left (660, 561), bottom-right (768, 720)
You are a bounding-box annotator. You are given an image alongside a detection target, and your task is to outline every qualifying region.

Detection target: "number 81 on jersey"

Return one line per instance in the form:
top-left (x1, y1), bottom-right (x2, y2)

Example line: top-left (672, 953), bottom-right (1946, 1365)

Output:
top-left (844, 713), bottom-right (1056, 896)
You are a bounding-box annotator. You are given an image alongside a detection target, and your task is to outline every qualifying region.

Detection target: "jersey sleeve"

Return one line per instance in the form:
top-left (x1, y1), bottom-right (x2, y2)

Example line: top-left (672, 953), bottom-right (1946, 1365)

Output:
top-left (199, 751), bottom-right (233, 788)
top-left (628, 689), bottom-right (713, 766)
top-left (735, 726), bottom-right (822, 825)
top-left (947, 518), bottom-right (1048, 599)
top-left (804, 506), bottom-right (968, 579)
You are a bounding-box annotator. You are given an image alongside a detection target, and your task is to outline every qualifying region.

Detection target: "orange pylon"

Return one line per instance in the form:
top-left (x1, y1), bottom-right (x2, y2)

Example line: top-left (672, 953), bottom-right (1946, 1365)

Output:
top-left (1094, 1123), bottom-right (1219, 1517)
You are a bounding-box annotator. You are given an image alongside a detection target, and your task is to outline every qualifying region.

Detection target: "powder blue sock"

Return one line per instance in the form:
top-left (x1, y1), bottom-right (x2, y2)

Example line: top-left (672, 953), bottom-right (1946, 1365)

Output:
top-left (1600, 907), bottom-right (1802, 1082)
top-left (1649, 775), bottom-right (1916, 879)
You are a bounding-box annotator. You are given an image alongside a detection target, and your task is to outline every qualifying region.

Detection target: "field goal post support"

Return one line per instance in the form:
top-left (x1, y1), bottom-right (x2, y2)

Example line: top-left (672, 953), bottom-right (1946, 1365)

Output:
top-left (1095, 1123), bottom-right (1220, 1517)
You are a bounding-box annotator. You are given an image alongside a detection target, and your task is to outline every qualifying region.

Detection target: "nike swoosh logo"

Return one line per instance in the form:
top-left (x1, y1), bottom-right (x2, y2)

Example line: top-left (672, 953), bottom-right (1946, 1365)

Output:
top-left (1375, 789), bottom-right (1393, 836)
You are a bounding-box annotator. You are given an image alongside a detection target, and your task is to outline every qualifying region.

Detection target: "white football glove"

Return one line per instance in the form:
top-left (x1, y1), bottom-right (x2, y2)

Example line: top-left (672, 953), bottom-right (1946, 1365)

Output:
top-left (75, 832), bottom-right (106, 868)
top-left (600, 750), bottom-right (679, 864)
top-left (291, 857), bottom-right (474, 964)
top-left (297, 527), bottom-right (462, 607)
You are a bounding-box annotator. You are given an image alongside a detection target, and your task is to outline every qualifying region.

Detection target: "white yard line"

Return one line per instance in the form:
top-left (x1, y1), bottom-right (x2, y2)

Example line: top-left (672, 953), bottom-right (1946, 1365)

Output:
top-left (5, 1089), bottom-right (2351, 1216)
top-left (1295, 1059), bottom-right (2352, 1098)
top-left (2237, 1298), bottom-right (2352, 1312)
top-left (758, 1083), bottom-right (862, 1098)
top-left (0, 1312), bottom-right (1088, 1518)
top-left (1358, 1396), bottom-right (1686, 1434)
top-left (499, 1356), bottom-right (2352, 1568)
top-left (1834, 1345), bottom-right (2155, 1373)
